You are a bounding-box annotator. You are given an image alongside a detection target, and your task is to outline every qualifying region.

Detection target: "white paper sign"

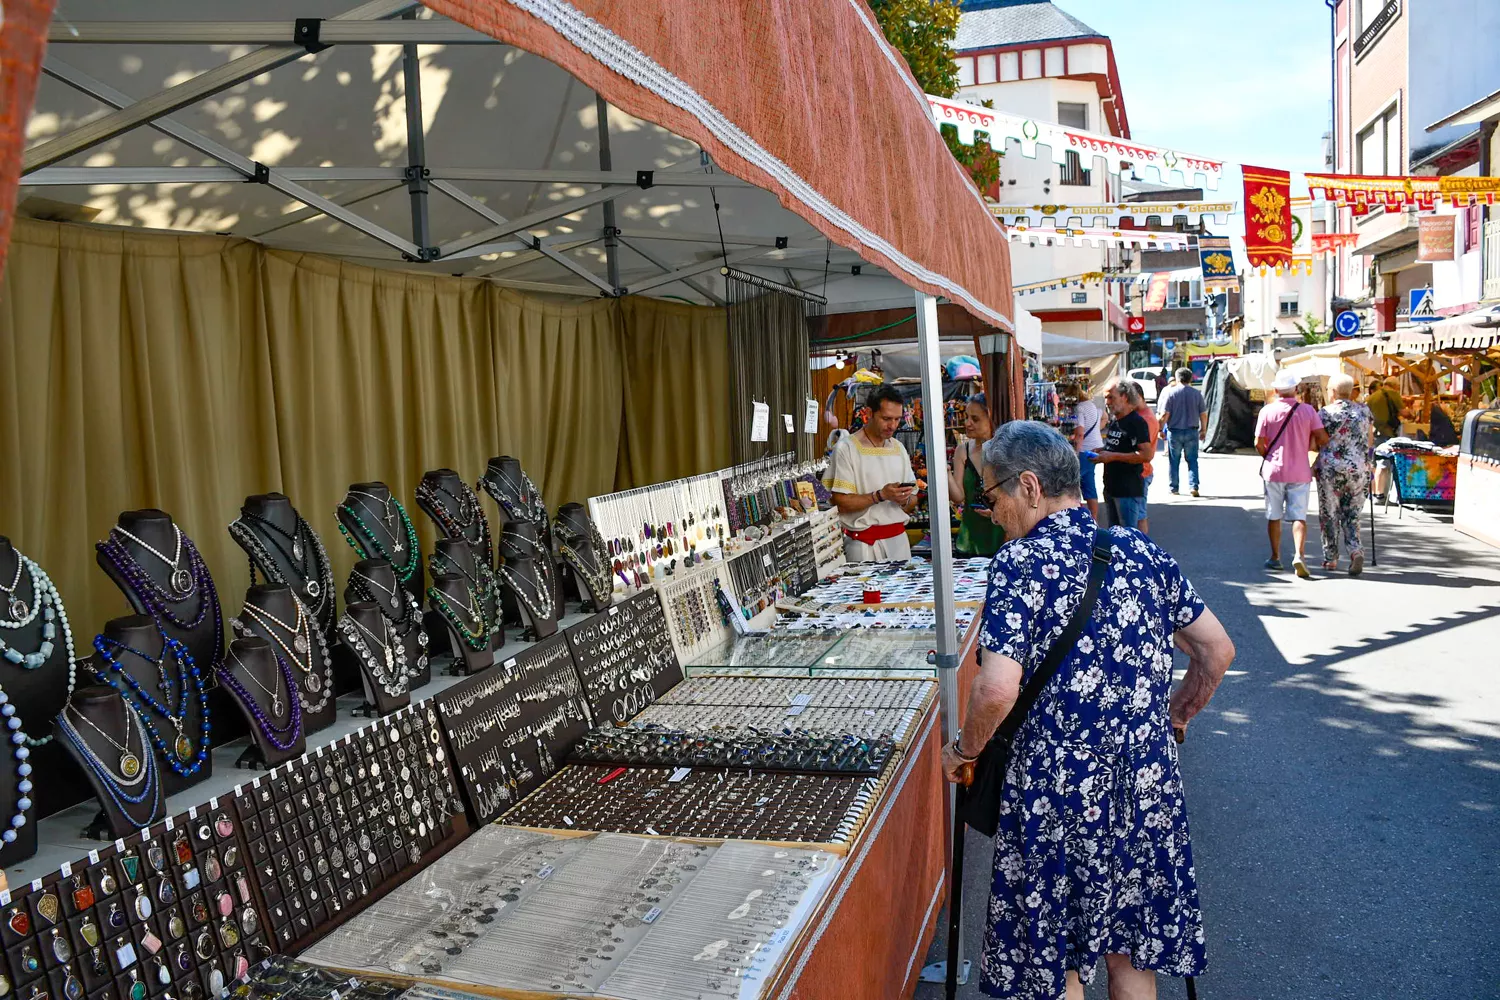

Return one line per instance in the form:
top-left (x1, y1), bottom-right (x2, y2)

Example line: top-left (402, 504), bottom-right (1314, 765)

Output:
top-left (750, 402), bottom-right (770, 442)
top-left (782, 413), bottom-right (795, 434)
top-left (804, 398), bottom-right (820, 434)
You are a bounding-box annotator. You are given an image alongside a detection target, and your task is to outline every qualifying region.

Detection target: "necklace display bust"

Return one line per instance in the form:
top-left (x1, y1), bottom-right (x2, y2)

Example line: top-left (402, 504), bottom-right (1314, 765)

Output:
top-left (479, 457), bottom-right (550, 533)
top-left (230, 584), bottom-right (335, 735)
top-left (54, 685), bottom-right (163, 838)
top-left (336, 602), bottom-right (412, 717)
top-left (415, 469), bottom-right (492, 568)
top-left (336, 483), bottom-right (423, 604)
top-left (216, 637), bottom-right (304, 768)
top-left (96, 509), bottom-right (223, 681)
top-left (230, 494), bottom-right (336, 636)
top-left (344, 559), bottom-right (429, 692)
top-left (499, 522), bottom-right (560, 629)
top-left (495, 555), bottom-right (558, 640)
top-left (552, 504), bottom-right (612, 613)
top-left (429, 539), bottom-right (501, 674)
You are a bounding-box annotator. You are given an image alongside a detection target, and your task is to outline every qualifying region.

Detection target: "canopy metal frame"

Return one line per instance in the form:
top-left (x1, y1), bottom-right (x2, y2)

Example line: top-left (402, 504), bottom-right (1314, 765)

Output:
top-left (23, 2), bottom-right (839, 298)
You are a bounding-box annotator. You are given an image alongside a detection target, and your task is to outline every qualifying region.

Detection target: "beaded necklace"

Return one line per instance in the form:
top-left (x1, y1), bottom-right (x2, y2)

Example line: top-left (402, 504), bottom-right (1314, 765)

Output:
top-left (478, 469), bottom-right (548, 525)
top-left (230, 596), bottom-right (333, 715)
top-left (337, 614), bottom-right (409, 698)
top-left (95, 531), bottom-right (223, 666)
top-left (228, 513), bottom-right (333, 625)
top-left (0, 550), bottom-right (79, 747)
top-left (0, 695), bottom-right (32, 842)
top-left (57, 702), bottom-right (162, 829)
top-left (497, 564), bottom-right (555, 622)
top-left (347, 575), bottom-right (430, 673)
top-left (216, 651), bottom-right (302, 752)
top-left (426, 582), bottom-right (490, 651)
top-left (555, 517), bottom-right (612, 604)
top-left (90, 632), bottom-right (210, 777)
top-left (337, 498), bottom-right (420, 582)
top-left (416, 481), bottom-right (492, 565)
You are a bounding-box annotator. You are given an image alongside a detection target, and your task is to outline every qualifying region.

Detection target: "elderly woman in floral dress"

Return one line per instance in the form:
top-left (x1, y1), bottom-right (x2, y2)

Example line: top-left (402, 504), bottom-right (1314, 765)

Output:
top-left (941, 421), bottom-right (1236, 1000)
top-left (1315, 373), bottom-right (1374, 575)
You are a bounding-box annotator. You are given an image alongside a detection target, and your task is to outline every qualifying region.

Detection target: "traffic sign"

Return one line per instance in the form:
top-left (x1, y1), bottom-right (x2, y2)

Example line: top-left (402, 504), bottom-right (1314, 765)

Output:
top-left (1409, 287), bottom-right (1436, 322)
top-left (1333, 310), bottom-right (1362, 338)
top-left (1127, 316), bottom-right (1146, 334)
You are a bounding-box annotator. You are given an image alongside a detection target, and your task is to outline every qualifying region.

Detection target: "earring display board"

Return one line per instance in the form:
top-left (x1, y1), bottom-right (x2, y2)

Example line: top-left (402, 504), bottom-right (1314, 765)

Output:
top-left (497, 765), bottom-right (881, 847)
top-left (299, 828), bottom-right (840, 1000)
top-left (654, 562), bottom-right (733, 665)
top-left (772, 521), bottom-right (818, 598)
top-left (0, 798), bottom-right (271, 1000)
top-left (237, 703), bottom-right (467, 955)
top-left (562, 593), bottom-right (682, 726)
top-left (809, 507), bottom-right (844, 576)
top-left (432, 634), bottom-right (592, 825)
top-left (567, 726), bottom-right (895, 776)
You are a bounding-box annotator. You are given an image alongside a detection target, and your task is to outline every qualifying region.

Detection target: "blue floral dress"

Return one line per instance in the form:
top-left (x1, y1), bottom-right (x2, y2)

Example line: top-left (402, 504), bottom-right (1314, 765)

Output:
top-left (976, 506), bottom-right (1207, 998)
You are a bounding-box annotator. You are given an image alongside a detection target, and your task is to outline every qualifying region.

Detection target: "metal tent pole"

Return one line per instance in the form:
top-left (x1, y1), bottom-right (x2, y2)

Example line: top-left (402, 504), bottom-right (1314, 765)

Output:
top-left (914, 290), bottom-right (970, 988)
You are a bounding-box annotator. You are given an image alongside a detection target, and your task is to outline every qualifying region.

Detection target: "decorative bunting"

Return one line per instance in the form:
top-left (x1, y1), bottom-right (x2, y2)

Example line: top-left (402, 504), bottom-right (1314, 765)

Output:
top-left (927, 94), bottom-right (1226, 190)
top-left (1310, 232), bottom-right (1360, 257)
top-left (1004, 225), bottom-right (1193, 251)
top-left (1144, 273), bottom-right (1170, 311)
top-left (1242, 165), bottom-right (1293, 270)
top-left (989, 201), bottom-right (1236, 228)
top-left (1197, 236), bottom-right (1238, 290)
top-left (1012, 271), bottom-right (1146, 296)
top-left (1305, 174), bottom-right (1500, 215)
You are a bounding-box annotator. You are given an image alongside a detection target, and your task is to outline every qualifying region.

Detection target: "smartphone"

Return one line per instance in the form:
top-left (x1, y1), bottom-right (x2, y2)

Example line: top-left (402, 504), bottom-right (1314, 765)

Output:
top-left (899, 480), bottom-right (917, 487)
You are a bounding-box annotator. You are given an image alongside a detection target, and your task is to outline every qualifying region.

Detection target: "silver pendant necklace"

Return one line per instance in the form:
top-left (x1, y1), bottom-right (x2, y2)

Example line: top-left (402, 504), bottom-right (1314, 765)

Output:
top-left (112, 525), bottom-right (193, 597)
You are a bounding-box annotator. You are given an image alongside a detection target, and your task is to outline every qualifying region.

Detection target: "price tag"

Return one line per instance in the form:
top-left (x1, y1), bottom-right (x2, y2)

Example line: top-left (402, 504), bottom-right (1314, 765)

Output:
top-left (252, 777), bottom-right (261, 789)
top-left (60, 861), bottom-right (72, 878)
top-left (209, 798), bottom-right (219, 810)
top-left (786, 693), bottom-right (811, 717)
top-left (187, 806), bottom-right (198, 820)
top-left (504, 658), bottom-right (517, 671)
top-left (164, 815), bottom-right (174, 831)
top-left (750, 402), bottom-right (770, 443)
top-left (642, 906), bottom-right (663, 924)
top-left (668, 767), bottom-right (692, 783)
top-left (537, 865), bottom-right (554, 880)
top-left (114, 839), bottom-right (125, 853)
top-left (0, 891), bottom-right (9, 907)
top-left (608, 606), bottom-right (619, 616)
top-left (804, 398), bottom-right (820, 434)
top-left (30, 879), bottom-right (42, 892)
top-left (782, 413), bottom-right (795, 434)
top-left (88, 851), bottom-right (100, 866)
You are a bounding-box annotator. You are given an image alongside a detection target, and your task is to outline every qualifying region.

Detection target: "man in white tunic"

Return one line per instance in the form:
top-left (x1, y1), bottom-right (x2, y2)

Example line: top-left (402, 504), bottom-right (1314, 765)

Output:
top-left (826, 385), bottom-right (918, 561)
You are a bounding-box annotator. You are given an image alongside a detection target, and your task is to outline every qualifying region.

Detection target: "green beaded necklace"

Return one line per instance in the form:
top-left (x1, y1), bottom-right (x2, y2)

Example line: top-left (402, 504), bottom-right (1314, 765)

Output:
top-left (426, 587), bottom-right (489, 650)
top-left (337, 501), bottom-right (421, 582)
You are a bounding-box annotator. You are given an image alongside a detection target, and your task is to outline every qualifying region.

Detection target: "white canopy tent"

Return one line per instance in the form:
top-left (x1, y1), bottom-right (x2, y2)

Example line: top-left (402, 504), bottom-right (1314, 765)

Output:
top-left (1042, 331), bottom-right (1128, 365)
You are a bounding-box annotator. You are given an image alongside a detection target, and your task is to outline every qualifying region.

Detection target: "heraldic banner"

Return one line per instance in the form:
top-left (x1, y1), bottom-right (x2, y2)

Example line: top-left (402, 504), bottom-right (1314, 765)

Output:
top-left (1242, 165), bottom-right (1293, 270)
top-left (1198, 236), bottom-right (1238, 289)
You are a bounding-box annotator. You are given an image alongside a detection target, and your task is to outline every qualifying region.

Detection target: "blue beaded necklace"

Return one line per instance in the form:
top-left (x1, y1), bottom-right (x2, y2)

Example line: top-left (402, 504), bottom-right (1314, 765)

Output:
top-left (90, 632), bottom-right (211, 777)
top-left (56, 704), bottom-right (161, 828)
top-left (0, 690), bottom-right (32, 842)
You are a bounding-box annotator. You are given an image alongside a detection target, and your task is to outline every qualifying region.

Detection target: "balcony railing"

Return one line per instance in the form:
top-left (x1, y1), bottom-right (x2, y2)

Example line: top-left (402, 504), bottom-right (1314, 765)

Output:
top-left (1485, 220), bottom-right (1500, 301)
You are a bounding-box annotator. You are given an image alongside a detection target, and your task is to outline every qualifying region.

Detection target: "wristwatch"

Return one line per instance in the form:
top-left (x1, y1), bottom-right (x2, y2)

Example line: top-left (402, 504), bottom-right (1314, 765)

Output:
top-left (949, 735), bottom-right (979, 762)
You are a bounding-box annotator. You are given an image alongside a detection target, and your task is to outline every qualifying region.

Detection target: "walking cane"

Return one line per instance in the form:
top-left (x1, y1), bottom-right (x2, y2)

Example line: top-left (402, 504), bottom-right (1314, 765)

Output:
top-left (947, 766), bottom-right (974, 1000)
top-left (1367, 466), bottom-right (1379, 567)
top-left (1175, 723), bottom-right (1200, 1000)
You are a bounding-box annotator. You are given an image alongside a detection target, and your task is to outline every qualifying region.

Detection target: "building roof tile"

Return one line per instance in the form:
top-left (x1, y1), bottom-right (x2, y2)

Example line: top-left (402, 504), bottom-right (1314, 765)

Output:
top-left (954, 1), bottom-right (1103, 52)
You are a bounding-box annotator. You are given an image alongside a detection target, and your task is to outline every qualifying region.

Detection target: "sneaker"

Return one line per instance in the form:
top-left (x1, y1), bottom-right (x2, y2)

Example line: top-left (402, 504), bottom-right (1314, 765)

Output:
top-left (1264, 558), bottom-right (1282, 571)
top-left (1349, 552), bottom-right (1364, 577)
top-left (1191, 488), bottom-right (1200, 497)
top-left (1169, 487), bottom-right (1179, 495)
top-left (1293, 556), bottom-right (1311, 579)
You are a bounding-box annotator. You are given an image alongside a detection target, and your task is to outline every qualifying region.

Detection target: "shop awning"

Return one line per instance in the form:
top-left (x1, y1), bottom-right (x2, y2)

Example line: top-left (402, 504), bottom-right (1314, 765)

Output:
top-left (1374, 307), bottom-right (1500, 352)
top-left (1042, 332), bottom-right (1127, 365)
top-left (1015, 306), bottom-right (1044, 358)
top-left (1, 0), bottom-right (1014, 329)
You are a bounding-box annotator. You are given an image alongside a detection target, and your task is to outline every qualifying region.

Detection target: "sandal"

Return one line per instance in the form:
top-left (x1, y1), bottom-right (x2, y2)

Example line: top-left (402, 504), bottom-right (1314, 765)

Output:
top-left (1322, 560), bottom-right (1338, 571)
top-left (1350, 552), bottom-right (1364, 577)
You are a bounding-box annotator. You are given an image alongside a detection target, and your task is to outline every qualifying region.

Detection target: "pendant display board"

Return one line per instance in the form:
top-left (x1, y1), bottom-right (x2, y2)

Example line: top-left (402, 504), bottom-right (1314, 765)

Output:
top-left (95, 513), bottom-right (223, 674)
top-left (432, 633), bottom-right (592, 826)
top-left (771, 521), bottom-right (818, 597)
top-left (655, 562), bottom-right (734, 665)
top-left (562, 592), bottom-right (682, 726)
top-left (0, 537), bottom-right (79, 861)
top-left (724, 545), bottom-right (782, 621)
top-left (0, 796), bottom-right (271, 1000)
top-left (229, 587), bottom-right (335, 738)
top-left (228, 496), bottom-right (336, 639)
top-left (237, 702), bottom-right (466, 955)
top-left (809, 508), bottom-right (845, 577)
top-left (87, 617), bottom-right (213, 799)
top-left (497, 764), bottom-right (880, 847)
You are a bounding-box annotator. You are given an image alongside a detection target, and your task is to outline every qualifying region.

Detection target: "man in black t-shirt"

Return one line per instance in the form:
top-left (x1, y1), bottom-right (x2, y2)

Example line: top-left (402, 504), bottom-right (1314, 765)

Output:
top-left (1096, 378), bottom-right (1155, 531)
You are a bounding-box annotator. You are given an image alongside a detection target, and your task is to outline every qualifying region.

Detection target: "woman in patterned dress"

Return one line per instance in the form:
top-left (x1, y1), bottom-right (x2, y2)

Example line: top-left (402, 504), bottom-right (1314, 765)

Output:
top-left (1315, 374), bottom-right (1374, 575)
top-left (940, 421), bottom-right (1236, 1000)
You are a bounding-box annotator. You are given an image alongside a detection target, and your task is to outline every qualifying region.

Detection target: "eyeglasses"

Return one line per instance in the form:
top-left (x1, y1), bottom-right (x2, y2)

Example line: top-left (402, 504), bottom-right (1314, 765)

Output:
top-left (980, 473), bottom-right (1021, 505)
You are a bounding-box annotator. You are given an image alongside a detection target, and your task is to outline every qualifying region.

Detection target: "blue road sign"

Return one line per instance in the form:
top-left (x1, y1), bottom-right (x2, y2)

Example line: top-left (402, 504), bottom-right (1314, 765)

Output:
top-left (1408, 287), bottom-right (1436, 322)
top-left (1334, 310), bottom-right (1362, 338)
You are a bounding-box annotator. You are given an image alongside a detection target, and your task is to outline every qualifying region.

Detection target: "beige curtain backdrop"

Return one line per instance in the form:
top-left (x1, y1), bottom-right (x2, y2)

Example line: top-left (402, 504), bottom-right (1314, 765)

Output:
top-left (0, 218), bottom-right (729, 649)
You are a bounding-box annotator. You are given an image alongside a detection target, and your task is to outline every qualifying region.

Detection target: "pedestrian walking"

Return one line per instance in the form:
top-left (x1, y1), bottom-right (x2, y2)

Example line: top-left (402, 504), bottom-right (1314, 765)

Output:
top-left (1073, 392), bottom-right (1105, 520)
top-left (1366, 376), bottom-right (1405, 443)
top-left (1158, 367), bottom-right (1208, 496)
top-left (948, 394), bottom-right (1006, 557)
top-left (1133, 386), bottom-right (1160, 533)
top-left (1256, 371), bottom-right (1329, 577)
top-left (1315, 374), bottom-right (1373, 575)
top-left (1095, 378), bottom-right (1153, 532)
top-left (942, 421), bottom-right (1236, 1000)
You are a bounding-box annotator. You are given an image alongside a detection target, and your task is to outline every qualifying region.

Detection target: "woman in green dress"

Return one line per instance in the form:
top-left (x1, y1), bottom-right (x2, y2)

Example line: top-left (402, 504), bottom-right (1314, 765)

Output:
top-left (948, 395), bottom-right (1006, 557)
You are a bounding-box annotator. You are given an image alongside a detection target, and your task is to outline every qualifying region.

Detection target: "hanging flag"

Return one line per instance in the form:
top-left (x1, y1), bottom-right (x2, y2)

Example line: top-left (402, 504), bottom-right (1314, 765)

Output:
top-left (1144, 272), bottom-right (1171, 311)
top-left (1198, 236), bottom-right (1238, 288)
top-left (1310, 232), bottom-right (1360, 257)
top-left (1243, 165), bottom-right (1293, 270)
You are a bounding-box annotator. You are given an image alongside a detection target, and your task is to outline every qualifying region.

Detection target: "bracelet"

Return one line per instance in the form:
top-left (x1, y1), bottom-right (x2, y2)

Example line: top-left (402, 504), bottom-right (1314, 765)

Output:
top-left (873, 489), bottom-right (883, 504)
top-left (949, 737), bottom-right (980, 762)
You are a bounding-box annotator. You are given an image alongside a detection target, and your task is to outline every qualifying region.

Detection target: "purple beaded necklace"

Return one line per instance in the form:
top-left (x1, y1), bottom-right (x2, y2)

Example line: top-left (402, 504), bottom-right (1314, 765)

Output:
top-left (215, 650), bottom-right (302, 752)
top-left (96, 531), bottom-right (224, 664)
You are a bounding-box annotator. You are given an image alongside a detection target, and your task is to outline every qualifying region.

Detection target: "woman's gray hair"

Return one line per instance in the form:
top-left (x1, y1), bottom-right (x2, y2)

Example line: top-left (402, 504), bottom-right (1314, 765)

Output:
top-left (982, 421), bottom-right (1082, 499)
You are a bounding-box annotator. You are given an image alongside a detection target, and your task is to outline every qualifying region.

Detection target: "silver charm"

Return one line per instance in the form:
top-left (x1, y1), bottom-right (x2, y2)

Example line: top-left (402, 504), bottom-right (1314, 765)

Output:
top-left (170, 568), bottom-right (193, 596)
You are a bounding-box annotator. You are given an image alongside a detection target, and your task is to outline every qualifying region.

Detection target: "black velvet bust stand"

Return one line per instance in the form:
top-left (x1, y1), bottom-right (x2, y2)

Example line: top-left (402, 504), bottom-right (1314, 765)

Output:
top-left (415, 469), bottom-right (492, 565)
top-left (343, 558), bottom-right (430, 697)
top-left (232, 583), bottom-right (335, 739)
top-left (0, 535), bottom-right (70, 864)
top-left (53, 684), bottom-right (163, 839)
top-left (217, 637), bottom-right (304, 768)
top-left (430, 539), bottom-right (501, 676)
top-left (232, 493), bottom-right (336, 638)
top-left (336, 483), bottom-right (424, 605)
top-left (553, 503), bottom-right (613, 614)
top-left (496, 553), bottom-right (558, 640)
top-left (428, 568), bottom-right (499, 677)
top-left (337, 602), bottom-right (412, 717)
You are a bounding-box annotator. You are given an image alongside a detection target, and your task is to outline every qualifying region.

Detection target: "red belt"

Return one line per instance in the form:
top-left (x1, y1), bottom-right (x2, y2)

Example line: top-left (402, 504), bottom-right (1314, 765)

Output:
top-left (843, 521), bottom-right (908, 545)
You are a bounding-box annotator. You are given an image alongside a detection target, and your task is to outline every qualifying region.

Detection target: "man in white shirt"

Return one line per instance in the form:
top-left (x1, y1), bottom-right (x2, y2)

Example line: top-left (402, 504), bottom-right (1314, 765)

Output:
top-left (826, 385), bottom-right (918, 561)
top-left (1073, 393), bottom-right (1105, 519)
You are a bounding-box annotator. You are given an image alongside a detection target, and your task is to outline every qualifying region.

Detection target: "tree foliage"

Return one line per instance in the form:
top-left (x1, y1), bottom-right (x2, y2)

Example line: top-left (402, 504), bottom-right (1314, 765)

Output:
top-left (869, 0), bottom-right (1001, 193)
top-left (1294, 315), bottom-right (1330, 346)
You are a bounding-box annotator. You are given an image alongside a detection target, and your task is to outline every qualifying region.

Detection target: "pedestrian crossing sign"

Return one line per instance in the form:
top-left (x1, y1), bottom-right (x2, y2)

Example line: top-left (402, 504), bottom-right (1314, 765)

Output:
top-left (1409, 287), bottom-right (1436, 321)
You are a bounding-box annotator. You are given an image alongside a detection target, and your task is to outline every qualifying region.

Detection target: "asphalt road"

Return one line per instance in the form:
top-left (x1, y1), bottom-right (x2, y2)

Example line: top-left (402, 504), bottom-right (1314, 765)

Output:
top-left (916, 451), bottom-right (1500, 999)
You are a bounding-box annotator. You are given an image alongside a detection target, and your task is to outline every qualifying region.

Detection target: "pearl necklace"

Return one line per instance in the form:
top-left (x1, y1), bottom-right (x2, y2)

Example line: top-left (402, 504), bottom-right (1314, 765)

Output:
top-left (95, 531), bottom-right (224, 667)
top-left (231, 596), bottom-right (333, 714)
top-left (497, 563), bottom-right (555, 622)
top-left (337, 614), bottom-right (409, 698)
top-left (0, 551), bottom-right (79, 747)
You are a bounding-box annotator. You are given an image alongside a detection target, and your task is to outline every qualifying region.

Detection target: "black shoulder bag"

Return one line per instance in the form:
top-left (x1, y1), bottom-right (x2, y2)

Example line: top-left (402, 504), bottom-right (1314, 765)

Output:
top-left (956, 530), bottom-right (1114, 838)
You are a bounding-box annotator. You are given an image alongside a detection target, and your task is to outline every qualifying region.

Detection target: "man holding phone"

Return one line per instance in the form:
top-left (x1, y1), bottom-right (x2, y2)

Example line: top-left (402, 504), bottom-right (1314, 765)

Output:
top-left (827, 384), bottom-right (919, 561)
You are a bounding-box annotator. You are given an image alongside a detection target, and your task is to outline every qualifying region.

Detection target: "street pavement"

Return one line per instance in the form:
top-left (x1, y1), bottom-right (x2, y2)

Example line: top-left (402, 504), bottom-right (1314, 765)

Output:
top-left (916, 450), bottom-right (1500, 999)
